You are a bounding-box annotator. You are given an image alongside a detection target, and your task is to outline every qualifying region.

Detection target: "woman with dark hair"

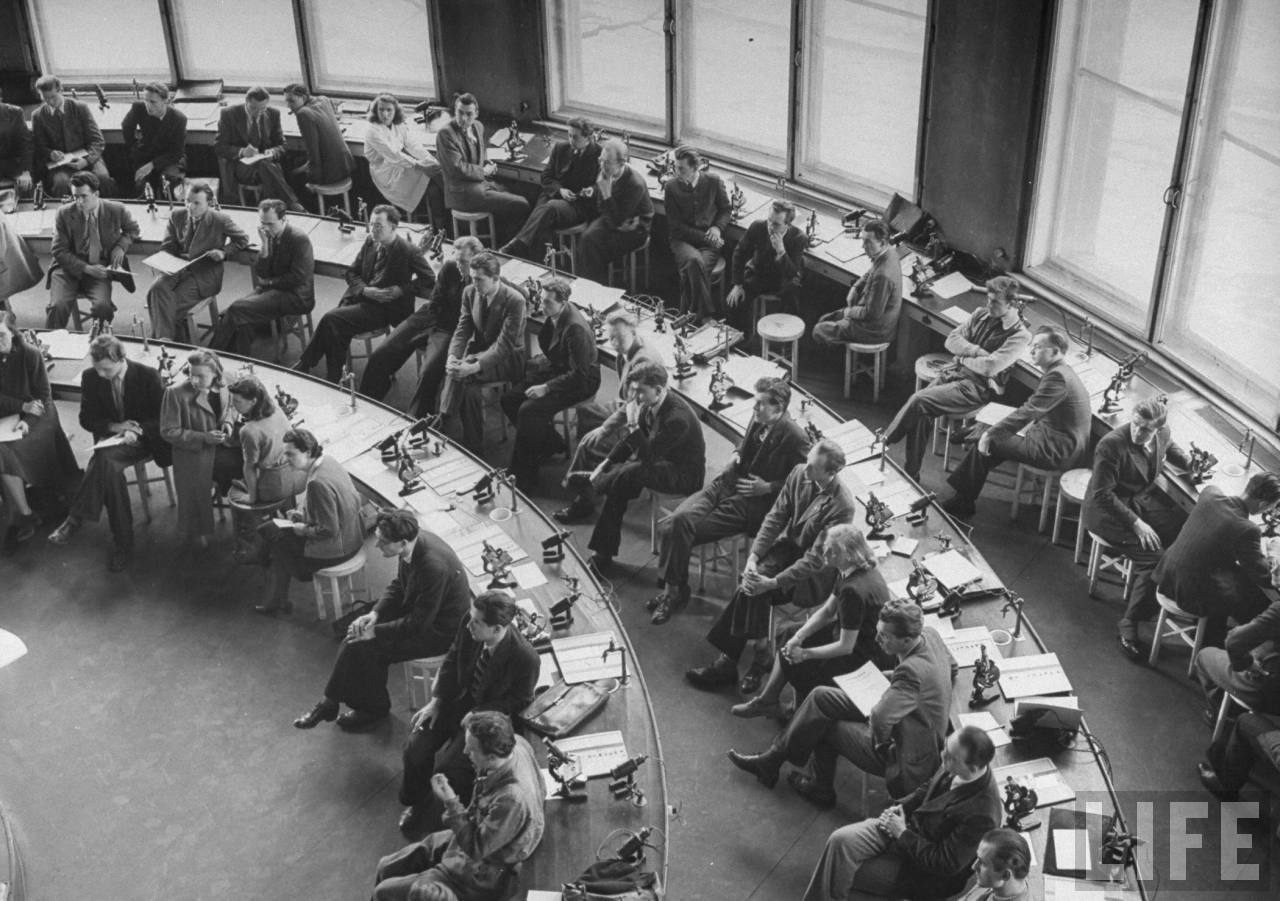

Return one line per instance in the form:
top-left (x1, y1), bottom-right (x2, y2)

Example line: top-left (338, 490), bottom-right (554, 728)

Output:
top-left (257, 428), bottom-right (365, 615)
top-left (226, 374), bottom-right (302, 505)
top-left (364, 93), bottom-right (438, 215)
top-left (0, 311), bottom-right (77, 541)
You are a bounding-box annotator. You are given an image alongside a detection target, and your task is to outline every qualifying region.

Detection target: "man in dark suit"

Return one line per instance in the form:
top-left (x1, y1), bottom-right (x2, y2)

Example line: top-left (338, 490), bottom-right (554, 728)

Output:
top-left (664, 145), bottom-right (731, 321)
top-left (282, 83), bottom-right (354, 207)
top-left (214, 86), bottom-right (303, 211)
top-left (439, 251), bottom-right (527, 453)
top-left (500, 278), bottom-right (599, 492)
top-left (146, 182), bottom-right (251, 341)
top-left (943, 326), bottom-right (1091, 519)
top-left (397, 590), bottom-right (539, 835)
top-left (578, 361), bottom-right (706, 573)
top-left (1199, 711), bottom-right (1280, 800)
top-left (499, 118), bottom-right (600, 262)
top-left (803, 725), bottom-right (1001, 901)
top-left (0, 96), bottom-right (34, 196)
top-left (576, 138), bottom-right (653, 284)
top-left (1153, 473), bottom-right (1280, 647)
top-left (687, 440), bottom-right (855, 693)
top-left (119, 82), bottom-right (187, 197)
top-left (48, 335), bottom-right (167, 571)
top-left (294, 510), bottom-right (471, 732)
top-left (728, 601), bottom-right (956, 807)
top-left (435, 93), bottom-right (529, 245)
top-left (30, 75), bottom-right (114, 196)
top-left (726, 200), bottom-right (807, 329)
top-left (362, 236), bottom-right (482, 408)
top-left (47, 171), bottom-right (139, 328)
top-left (210, 199), bottom-right (315, 355)
top-left (812, 219), bottom-right (903, 347)
top-left (297, 205), bottom-right (429, 382)
top-left (652, 378), bottom-right (810, 625)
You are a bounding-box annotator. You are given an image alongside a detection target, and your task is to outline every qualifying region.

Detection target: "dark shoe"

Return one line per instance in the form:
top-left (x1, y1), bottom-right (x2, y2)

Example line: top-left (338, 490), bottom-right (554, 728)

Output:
top-left (293, 699), bottom-right (339, 729)
top-left (726, 749), bottom-right (781, 789)
top-left (107, 546), bottom-right (131, 573)
top-left (787, 771), bottom-right (837, 809)
top-left (685, 654), bottom-right (738, 691)
top-left (1118, 635), bottom-right (1146, 664)
top-left (336, 708), bottom-right (388, 732)
top-left (941, 495), bottom-right (975, 519)
top-left (398, 805), bottom-right (427, 837)
top-left (740, 659), bottom-right (771, 695)
top-left (588, 553), bottom-right (615, 575)
top-left (14, 512), bottom-right (41, 543)
top-left (553, 498), bottom-right (594, 524)
top-left (48, 517), bottom-right (82, 545)
top-left (254, 601), bottom-right (295, 617)
top-left (650, 584), bottom-right (690, 625)
top-left (731, 695), bottom-right (786, 719)
top-left (1197, 762), bottom-right (1237, 801)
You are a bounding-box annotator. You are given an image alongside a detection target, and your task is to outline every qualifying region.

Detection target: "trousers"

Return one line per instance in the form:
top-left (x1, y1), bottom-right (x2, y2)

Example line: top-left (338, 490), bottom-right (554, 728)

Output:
top-left (670, 240), bottom-right (721, 319)
top-left (706, 544), bottom-right (804, 661)
top-left (500, 383), bottom-right (594, 482)
top-left (883, 375), bottom-right (990, 480)
top-left (577, 222), bottom-right (647, 285)
top-left (1209, 712), bottom-right (1280, 793)
top-left (658, 477), bottom-right (770, 588)
top-left (507, 198), bottom-right (584, 262)
top-left (47, 267), bottom-right (113, 328)
top-left (147, 272), bottom-right (212, 341)
top-left (587, 461), bottom-right (701, 559)
top-left (946, 432), bottom-right (1057, 504)
top-left (401, 718), bottom-right (472, 809)
top-left (266, 532), bottom-right (359, 605)
top-left (358, 302), bottom-right (444, 402)
top-left (217, 156), bottom-right (300, 208)
top-left (774, 685), bottom-right (881, 792)
top-left (210, 288), bottom-right (310, 355)
top-left (1103, 504), bottom-right (1186, 641)
top-left (802, 817), bottom-right (893, 901)
top-left (66, 443), bottom-right (152, 549)
top-left (300, 300), bottom-right (405, 382)
top-left (324, 631), bottom-right (452, 716)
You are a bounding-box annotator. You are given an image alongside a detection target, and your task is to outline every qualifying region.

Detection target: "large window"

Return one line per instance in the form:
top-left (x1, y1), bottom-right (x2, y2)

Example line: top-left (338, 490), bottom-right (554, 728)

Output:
top-left (302, 0), bottom-right (437, 98)
top-left (545, 0), bottom-right (667, 136)
top-left (169, 0), bottom-right (302, 87)
top-left (796, 0), bottom-right (928, 206)
top-left (28, 0), bottom-right (171, 82)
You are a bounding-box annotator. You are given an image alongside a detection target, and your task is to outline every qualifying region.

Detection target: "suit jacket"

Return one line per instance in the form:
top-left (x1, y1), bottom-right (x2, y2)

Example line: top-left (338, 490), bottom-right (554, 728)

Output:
top-left (540, 139), bottom-right (601, 207)
top-left (663, 171), bottom-right (731, 247)
top-left (1084, 423), bottom-right (1187, 541)
top-left (606, 391), bottom-right (705, 493)
top-left (298, 454), bottom-right (365, 560)
top-left (0, 103), bottom-right (33, 175)
top-left (752, 463), bottom-right (856, 604)
top-left (373, 532), bottom-right (471, 654)
top-left (591, 165), bottom-right (654, 234)
top-left (160, 208), bottom-right (251, 297)
top-left (449, 281), bottom-right (527, 383)
top-left (417, 258), bottom-right (467, 334)
top-left (51, 200), bottom-right (140, 276)
top-left (598, 336), bottom-right (664, 432)
top-left (1155, 485), bottom-right (1275, 616)
top-left (434, 619), bottom-right (540, 728)
top-left (214, 104), bottom-right (286, 162)
top-left (872, 627), bottom-right (956, 798)
top-left (341, 235), bottom-right (424, 322)
top-left (121, 102), bottom-right (187, 171)
top-left (79, 361), bottom-right (169, 467)
top-left (436, 119), bottom-right (492, 208)
top-left (890, 766), bottom-right (1002, 897)
top-left (844, 245), bottom-right (903, 344)
top-left (533, 302), bottom-right (599, 398)
top-left (295, 98), bottom-right (354, 184)
top-left (31, 99), bottom-right (105, 170)
top-left (717, 413), bottom-right (810, 495)
top-left (731, 219), bottom-right (806, 290)
top-left (254, 222), bottom-right (315, 306)
top-left (989, 359), bottom-right (1091, 470)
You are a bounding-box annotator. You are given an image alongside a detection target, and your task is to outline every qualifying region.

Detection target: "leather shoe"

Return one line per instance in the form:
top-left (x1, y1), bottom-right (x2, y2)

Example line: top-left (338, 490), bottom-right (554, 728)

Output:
top-left (740, 659), bottom-right (771, 695)
top-left (685, 655), bottom-right (738, 691)
top-left (1117, 635), bottom-right (1146, 664)
top-left (650, 584), bottom-right (689, 625)
top-left (1197, 762), bottom-right (1237, 800)
top-left (588, 553), bottom-right (615, 575)
top-left (336, 708), bottom-right (388, 732)
top-left (731, 695), bottom-right (786, 720)
top-left (787, 771), bottom-right (837, 809)
top-left (107, 546), bottom-right (131, 573)
top-left (727, 749), bottom-right (781, 789)
top-left (553, 499), bottom-right (595, 524)
top-left (398, 805), bottom-right (427, 837)
top-left (14, 512), bottom-right (41, 543)
top-left (293, 700), bottom-right (339, 729)
top-left (48, 517), bottom-right (81, 545)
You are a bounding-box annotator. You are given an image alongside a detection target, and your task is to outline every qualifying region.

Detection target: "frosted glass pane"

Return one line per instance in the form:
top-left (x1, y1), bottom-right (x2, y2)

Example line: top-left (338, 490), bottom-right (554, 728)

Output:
top-left (304, 0), bottom-right (435, 96)
top-left (31, 0), bottom-right (171, 80)
top-left (170, 0), bottom-right (302, 85)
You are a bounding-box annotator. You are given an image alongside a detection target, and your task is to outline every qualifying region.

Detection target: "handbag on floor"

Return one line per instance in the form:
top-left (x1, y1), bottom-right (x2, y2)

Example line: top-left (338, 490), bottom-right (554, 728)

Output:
top-left (562, 857), bottom-right (664, 901)
top-left (517, 678), bottom-right (614, 738)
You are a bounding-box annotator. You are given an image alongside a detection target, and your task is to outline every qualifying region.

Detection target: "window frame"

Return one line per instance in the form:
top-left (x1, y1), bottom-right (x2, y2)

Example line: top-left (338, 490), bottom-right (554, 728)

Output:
top-left (298, 0), bottom-right (443, 101)
top-left (165, 0), bottom-right (305, 90)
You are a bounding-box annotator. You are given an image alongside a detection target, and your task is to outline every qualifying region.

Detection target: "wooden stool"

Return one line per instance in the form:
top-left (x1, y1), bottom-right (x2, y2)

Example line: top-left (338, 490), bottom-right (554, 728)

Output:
top-left (479, 381), bottom-right (510, 443)
top-left (1212, 692), bottom-right (1253, 743)
top-left (934, 412), bottom-right (974, 473)
top-left (184, 294), bottom-right (219, 345)
top-left (843, 341), bottom-right (890, 402)
top-left (552, 222), bottom-right (588, 274)
top-left (347, 326), bottom-right (390, 368)
top-left (1054, 468), bottom-right (1091, 561)
top-left (237, 184), bottom-right (263, 207)
top-left (1011, 463), bottom-right (1060, 532)
top-left (759, 313), bottom-right (804, 377)
top-left (67, 296), bottom-right (100, 332)
top-left (914, 352), bottom-right (952, 391)
top-left (125, 459), bottom-right (177, 521)
top-left (403, 653), bottom-right (449, 709)
top-left (648, 489), bottom-right (683, 554)
top-left (1086, 531), bottom-right (1134, 600)
top-left (451, 210), bottom-right (496, 248)
top-left (553, 406), bottom-right (577, 450)
top-left (708, 256), bottom-right (727, 310)
top-left (750, 293), bottom-right (783, 335)
top-left (272, 311), bottom-right (315, 361)
top-left (607, 237), bottom-right (652, 293)
top-left (312, 549), bottom-right (369, 620)
top-left (309, 177), bottom-right (353, 216)
top-left (1150, 591), bottom-right (1209, 675)
top-left (698, 534), bottom-right (743, 592)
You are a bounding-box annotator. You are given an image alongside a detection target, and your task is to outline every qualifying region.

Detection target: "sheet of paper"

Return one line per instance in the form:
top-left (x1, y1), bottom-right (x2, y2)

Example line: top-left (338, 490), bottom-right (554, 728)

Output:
top-left (937, 305), bottom-right (971, 325)
top-left (1052, 829), bottom-right (1092, 872)
top-left (551, 631), bottom-right (623, 684)
top-left (923, 613), bottom-right (956, 636)
top-left (511, 561), bottom-right (548, 589)
top-left (999, 652), bottom-right (1074, 698)
top-left (975, 402), bottom-right (1017, 426)
top-left (142, 250), bottom-right (192, 275)
top-left (890, 536), bottom-right (919, 557)
top-left (0, 628), bottom-right (28, 669)
top-left (832, 662), bottom-right (891, 716)
top-left (927, 271), bottom-right (979, 299)
top-left (93, 434), bottom-right (128, 450)
top-left (526, 891), bottom-right (564, 901)
top-left (40, 329), bottom-right (92, 360)
top-left (957, 711), bottom-right (1011, 747)
top-left (943, 626), bottom-right (1002, 668)
top-left (536, 651), bottom-right (560, 692)
top-left (500, 258), bottom-right (551, 283)
top-left (922, 549), bottom-right (983, 590)
top-left (271, 517), bottom-right (294, 529)
top-left (555, 730), bottom-right (629, 778)
top-left (0, 414), bottom-right (23, 443)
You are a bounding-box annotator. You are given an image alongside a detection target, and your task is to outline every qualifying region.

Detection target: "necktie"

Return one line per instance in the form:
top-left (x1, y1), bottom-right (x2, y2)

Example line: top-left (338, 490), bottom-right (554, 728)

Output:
top-left (111, 374), bottom-right (125, 419)
top-left (250, 114), bottom-right (262, 149)
top-left (470, 646), bottom-right (491, 701)
top-left (184, 215), bottom-right (197, 254)
top-left (86, 212), bottom-right (102, 264)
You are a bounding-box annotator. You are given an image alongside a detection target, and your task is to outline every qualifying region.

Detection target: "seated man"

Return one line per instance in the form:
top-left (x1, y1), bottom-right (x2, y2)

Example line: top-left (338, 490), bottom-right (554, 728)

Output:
top-left (397, 591), bottom-right (539, 836)
top-left (954, 828), bottom-right (1034, 901)
top-left (30, 74), bottom-right (114, 196)
top-left (1154, 472), bottom-right (1280, 648)
top-left (812, 219), bottom-right (902, 350)
top-left (119, 82), bottom-right (187, 198)
top-left (500, 278), bottom-right (599, 492)
top-left (1198, 711), bottom-right (1280, 801)
top-left (500, 117), bottom-right (600, 262)
top-left (576, 138), bottom-right (653, 284)
top-left (1194, 596), bottom-right (1280, 719)
top-left (651, 377), bottom-right (809, 625)
top-left (0, 93), bottom-right (34, 197)
top-left (555, 309), bottom-right (663, 523)
top-left (214, 86), bottom-right (303, 211)
top-left (281, 83), bottom-right (354, 207)
top-left (577, 362), bottom-right (705, 573)
top-left (374, 711), bottom-right (544, 901)
top-left (803, 726), bottom-right (1001, 901)
top-left (686, 439), bottom-right (855, 694)
top-left (47, 171), bottom-right (139, 329)
top-left (209, 199), bottom-right (315, 355)
top-left (664, 146), bottom-right (730, 321)
top-left (296, 205), bottom-right (425, 382)
top-left (727, 600), bottom-right (955, 808)
top-left (436, 93), bottom-right (529, 245)
top-left (146, 182), bottom-right (251, 341)
top-left (1089, 398), bottom-right (1191, 661)
top-left (47, 335), bottom-right (166, 572)
top-left (294, 510), bottom-right (470, 732)
top-left (942, 325), bottom-right (1090, 519)
top-left (725, 200), bottom-right (806, 329)
top-left (362, 236), bottom-right (481, 409)
top-left (881, 276), bottom-right (1032, 481)
top-left (438, 251), bottom-right (526, 454)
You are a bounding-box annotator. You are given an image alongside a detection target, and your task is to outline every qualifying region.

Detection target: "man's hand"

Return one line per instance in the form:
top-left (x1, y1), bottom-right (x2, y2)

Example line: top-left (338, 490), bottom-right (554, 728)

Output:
top-left (735, 475), bottom-right (771, 497)
top-left (67, 156), bottom-right (88, 171)
top-left (769, 229), bottom-right (787, 256)
top-left (16, 171), bottom-right (33, 194)
top-left (445, 356), bottom-right (461, 375)
top-left (1132, 518), bottom-right (1162, 552)
top-left (50, 149), bottom-right (65, 163)
top-left (364, 287), bottom-right (392, 303)
top-left (134, 162), bottom-right (154, 183)
top-left (110, 247), bottom-right (126, 268)
top-left (525, 384), bottom-right (549, 399)
top-left (977, 430), bottom-right (992, 456)
top-left (240, 145), bottom-right (259, 160)
top-left (21, 399), bottom-right (44, 417)
top-left (290, 521), bottom-right (309, 536)
top-left (558, 188), bottom-right (576, 202)
top-left (483, 161), bottom-right (497, 177)
top-left (742, 572), bottom-right (778, 597)
top-left (206, 249), bottom-right (226, 263)
top-left (618, 216), bottom-right (640, 233)
top-left (84, 264), bottom-right (110, 280)
top-left (878, 805), bottom-right (907, 838)
top-left (454, 359), bottom-right (481, 379)
top-left (121, 430), bottom-right (139, 446)
top-left (14, 421), bottom-right (29, 438)
top-left (346, 611), bottom-right (378, 642)
top-left (725, 285), bottom-right (745, 309)
top-left (705, 226), bottom-right (723, 248)
top-left (431, 772), bottom-right (460, 806)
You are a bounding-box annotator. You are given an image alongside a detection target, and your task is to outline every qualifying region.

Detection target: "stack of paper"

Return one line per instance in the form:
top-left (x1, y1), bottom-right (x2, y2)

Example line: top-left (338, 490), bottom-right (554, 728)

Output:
top-left (551, 632), bottom-right (624, 684)
top-left (927, 271), bottom-right (979, 299)
top-left (553, 730), bottom-right (629, 777)
top-left (922, 549), bottom-right (983, 590)
top-left (998, 652), bottom-right (1073, 698)
top-left (832, 662), bottom-right (891, 716)
top-left (995, 757), bottom-right (1076, 806)
top-left (957, 711), bottom-right (1011, 748)
top-left (40, 329), bottom-right (91, 360)
top-left (942, 627), bottom-right (1002, 668)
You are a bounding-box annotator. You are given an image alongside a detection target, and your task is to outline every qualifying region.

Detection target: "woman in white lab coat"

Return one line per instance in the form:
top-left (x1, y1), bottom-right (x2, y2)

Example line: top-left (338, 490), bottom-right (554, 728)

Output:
top-left (363, 94), bottom-right (439, 217)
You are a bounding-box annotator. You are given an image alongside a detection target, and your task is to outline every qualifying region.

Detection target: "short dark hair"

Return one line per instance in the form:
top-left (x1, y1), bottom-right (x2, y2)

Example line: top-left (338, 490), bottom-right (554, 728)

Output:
top-left (754, 377), bottom-right (791, 411)
top-left (981, 828), bottom-right (1032, 881)
top-left (35, 74), bottom-right (62, 93)
top-left (468, 251), bottom-right (501, 279)
top-left (472, 589), bottom-right (518, 627)
top-left (283, 428), bottom-right (322, 457)
top-left (986, 275), bottom-right (1021, 305)
top-left (70, 171), bottom-right (100, 193)
top-left (259, 198), bottom-right (286, 220)
top-left (463, 710), bottom-right (516, 758)
top-left (606, 310), bottom-right (638, 330)
top-left (770, 200), bottom-right (796, 224)
top-left (543, 277), bottom-right (572, 305)
top-left (862, 219), bottom-right (890, 243)
top-left (185, 182), bottom-right (215, 203)
top-left (880, 599), bottom-right (923, 639)
top-left (1245, 472), bottom-right (1280, 505)
top-left (812, 438), bottom-right (846, 475)
top-left (186, 349), bottom-right (224, 386)
top-left (282, 82), bottom-right (309, 100)
top-left (955, 724), bottom-right (996, 769)
top-left (89, 335), bottom-right (127, 363)
top-left (1034, 325), bottom-right (1069, 354)
top-left (567, 116), bottom-right (593, 137)
top-left (245, 86), bottom-right (270, 103)
top-left (371, 204), bottom-right (401, 226)
top-left (673, 145), bottom-right (701, 167)
top-left (627, 361), bottom-right (668, 391)
top-left (143, 82), bottom-right (170, 100)
top-left (227, 374), bottom-right (275, 421)
top-left (455, 92), bottom-right (478, 109)
top-left (375, 508), bottom-right (420, 543)
top-left (368, 93), bottom-right (404, 125)
top-left (1132, 397), bottom-right (1168, 425)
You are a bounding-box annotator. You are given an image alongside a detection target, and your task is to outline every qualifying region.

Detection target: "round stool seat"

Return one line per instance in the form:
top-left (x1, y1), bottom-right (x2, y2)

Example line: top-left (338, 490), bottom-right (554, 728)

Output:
top-left (308, 177), bottom-right (354, 195)
top-left (452, 210), bottom-right (492, 222)
top-left (1155, 591), bottom-right (1196, 620)
top-left (227, 495), bottom-right (290, 514)
top-left (1058, 468), bottom-right (1091, 503)
top-left (317, 548), bottom-right (367, 579)
top-left (847, 340), bottom-right (890, 353)
top-left (759, 313), bottom-right (804, 342)
top-left (914, 352), bottom-right (952, 387)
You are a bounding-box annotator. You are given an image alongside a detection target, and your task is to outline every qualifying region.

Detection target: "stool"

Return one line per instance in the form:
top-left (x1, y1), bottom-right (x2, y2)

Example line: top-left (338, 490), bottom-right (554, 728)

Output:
top-left (1149, 592), bottom-right (1209, 675)
top-left (1053, 468), bottom-right (1091, 561)
top-left (125, 459), bottom-right (177, 521)
top-left (1212, 692), bottom-right (1253, 743)
top-left (312, 548), bottom-right (369, 620)
top-left (451, 210), bottom-right (496, 248)
top-left (309, 177), bottom-right (353, 216)
top-left (698, 534), bottom-right (743, 592)
top-left (843, 341), bottom-right (890, 402)
top-left (552, 222), bottom-right (588, 273)
top-left (227, 494), bottom-right (291, 561)
top-left (479, 381), bottom-right (510, 444)
top-left (607, 237), bottom-right (652, 293)
top-left (553, 405), bottom-right (577, 450)
top-left (272, 311), bottom-right (315, 361)
top-left (403, 653), bottom-right (448, 709)
top-left (347, 326), bottom-right (390, 369)
top-left (1086, 531), bottom-right (1134, 600)
top-left (750, 293), bottom-right (784, 336)
top-left (237, 184), bottom-right (263, 207)
top-left (184, 294), bottom-right (219, 345)
top-left (708, 256), bottom-right (726, 310)
top-left (914, 352), bottom-right (952, 391)
top-left (933, 412), bottom-right (974, 473)
top-left (67, 296), bottom-right (99, 332)
top-left (1011, 463), bottom-right (1060, 532)
top-left (648, 489), bottom-right (682, 554)
top-left (759, 313), bottom-right (804, 377)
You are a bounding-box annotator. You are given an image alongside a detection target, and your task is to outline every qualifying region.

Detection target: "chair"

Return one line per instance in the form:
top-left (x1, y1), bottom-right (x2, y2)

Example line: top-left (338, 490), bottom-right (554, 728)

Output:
top-left (933, 412), bottom-right (975, 474)
top-left (1053, 468), bottom-right (1091, 562)
top-left (607, 237), bottom-right (652, 294)
top-left (759, 313), bottom-right (805, 377)
top-left (1086, 531), bottom-right (1135, 600)
top-left (309, 177), bottom-right (354, 217)
top-left (708, 256), bottom-right (727, 310)
top-left (1212, 692), bottom-right (1254, 743)
top-left (184, 294), bottom-right (219, 346)
top-left (451, 210), bottom-right (496, 248)
top-left (698, 534), bottom-right (744, 592)
top-left (1011, 463), bottom-right (1061, 532)
top-left (272, 311), bottom-right (315, 361)
top-left (66, 296), bottom-right (99, 333)
top-left (843, 341), bottom-right (891, 403)
top-left (403, 653), bottom-right (449, 709)
top-left (347, 326), bottom-right (390, 369)
top-left (552, 222), bottom-right (588, 274)
top-left (312, 548), bottom-right (369, 620)
top-left (648, 488), bottom-right (683, 554)
top-left (125, 459), bottom-right (177, 521)
top-left (553, 405), bottom-right (577, 451)
top-left (1149, 591), bottom-right (1209, 675)
top-left (750, 293), bottom-right (783, 334)
top-left (914, 352), bottom-right (952, 391)
top-left (237, 184), bottom-right (263, 207)
top-left (479, 381), bottom-right (510, 444)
